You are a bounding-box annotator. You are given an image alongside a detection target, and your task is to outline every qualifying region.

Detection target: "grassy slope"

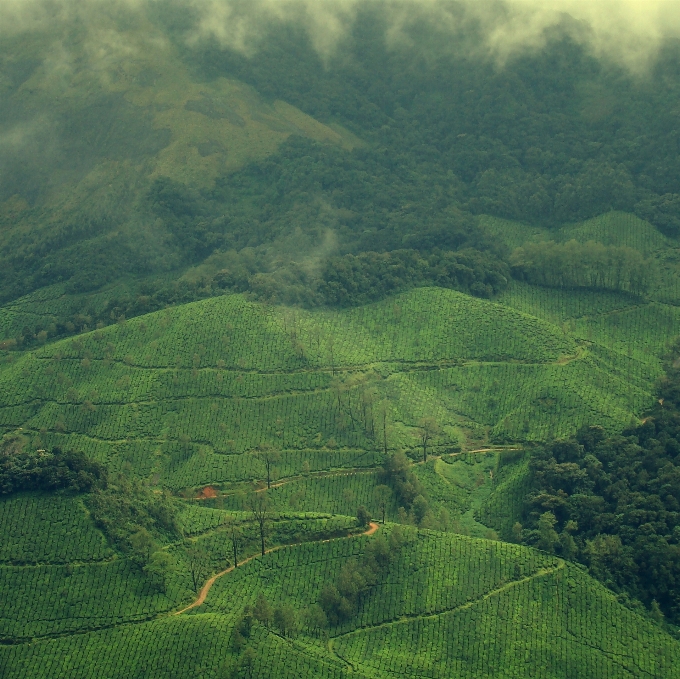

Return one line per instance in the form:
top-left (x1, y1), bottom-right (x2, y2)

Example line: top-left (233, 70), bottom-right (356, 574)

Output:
top-left (0, 15), bottom-right (357, 311)
top-left (1, 281), bottom-right (679, 674)
top-left (3, 211), bottom-right (680, 674)
top-left (0, 492), bottom-right (358, 643)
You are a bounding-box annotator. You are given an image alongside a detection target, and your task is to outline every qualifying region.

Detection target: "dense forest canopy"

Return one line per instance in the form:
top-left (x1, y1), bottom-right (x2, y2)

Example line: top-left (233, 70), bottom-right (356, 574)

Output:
top-left (1, 0), bottom-right (680, 318)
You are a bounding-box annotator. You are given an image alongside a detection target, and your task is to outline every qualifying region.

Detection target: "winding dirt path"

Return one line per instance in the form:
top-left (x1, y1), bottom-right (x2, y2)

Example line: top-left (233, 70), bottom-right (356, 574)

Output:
top-left (173, 522), bottom-right (380, 616)
top-left (193, 447), bottom-right (520, 501)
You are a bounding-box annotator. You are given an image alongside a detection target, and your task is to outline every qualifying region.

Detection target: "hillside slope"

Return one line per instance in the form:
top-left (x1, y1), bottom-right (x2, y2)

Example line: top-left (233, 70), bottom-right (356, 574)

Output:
top-left (1, 521), bottom-right (677, 679)
top-left (0, 286), bottom-right (670, 494)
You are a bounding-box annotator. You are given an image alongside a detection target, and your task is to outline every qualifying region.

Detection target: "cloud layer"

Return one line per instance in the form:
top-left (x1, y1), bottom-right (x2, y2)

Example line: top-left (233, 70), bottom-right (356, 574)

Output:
top-left (1, 0), bottom-right (680, 71)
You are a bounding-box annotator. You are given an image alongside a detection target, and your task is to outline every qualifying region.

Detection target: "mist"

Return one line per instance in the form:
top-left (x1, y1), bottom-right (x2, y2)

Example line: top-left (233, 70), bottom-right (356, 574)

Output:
top-left (2, 1), bottom-right (680, 72)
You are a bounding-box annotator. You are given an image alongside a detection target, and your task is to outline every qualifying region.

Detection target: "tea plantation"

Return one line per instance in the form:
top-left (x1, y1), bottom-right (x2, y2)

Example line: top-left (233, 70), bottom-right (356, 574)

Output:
top-left (2, 275), bottom-right (680, 676)
top-left (1, 526), bottom-right (678, 678)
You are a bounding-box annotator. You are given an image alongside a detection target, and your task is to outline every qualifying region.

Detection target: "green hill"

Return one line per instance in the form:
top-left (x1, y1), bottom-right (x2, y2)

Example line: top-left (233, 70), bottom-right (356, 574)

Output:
top-left (1, 285), bottom-right (672, 495)
top-left (2, 521), bottom-right (677, 678)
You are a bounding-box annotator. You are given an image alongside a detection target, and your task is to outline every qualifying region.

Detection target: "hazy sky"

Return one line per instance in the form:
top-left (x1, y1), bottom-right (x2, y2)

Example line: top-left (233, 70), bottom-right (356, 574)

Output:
top-left (1, 0), bottom-right (679, 71)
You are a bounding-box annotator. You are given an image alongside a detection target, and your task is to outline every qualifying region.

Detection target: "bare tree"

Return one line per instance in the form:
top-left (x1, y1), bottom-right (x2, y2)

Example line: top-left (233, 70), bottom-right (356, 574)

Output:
top-left (248, 492), bottom-right (271, 556)
top-left (223, 515), bottom-right (243, 568)
top-left (254, 444), bottom-right (281, 489)
top-left (185, 542), bottom-right (209, 592)
top-left (417, 417), bottom-right (442, 463)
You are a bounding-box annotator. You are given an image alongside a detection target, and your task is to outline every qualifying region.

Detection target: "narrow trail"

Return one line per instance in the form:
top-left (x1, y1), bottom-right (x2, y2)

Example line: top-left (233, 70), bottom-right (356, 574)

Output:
top-left (173, 522), bottom-right (380, 616)
top-left (331, 559), bottom-right (566, 643)
top-left (193, 446), bottom-right (520, 501)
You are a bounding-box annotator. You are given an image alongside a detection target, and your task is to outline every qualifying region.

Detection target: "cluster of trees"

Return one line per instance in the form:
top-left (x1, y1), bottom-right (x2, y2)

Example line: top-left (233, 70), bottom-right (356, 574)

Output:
top-left (221, 594), bottom-right (298, 676)
top-left (379, 451), bottom-right (441, 528)
top-left (86, 475), bottom-right (179, 557)
top-left (510, 240), bottom-right (653, 295)
top-left (320, 249), bottom-right (509, 306)
top-left (0, 437), bottom-right (107, 495)
top-left (519, 370), bottom-right (680, 623)
top-left (318, 528), bottom-right (405, 626)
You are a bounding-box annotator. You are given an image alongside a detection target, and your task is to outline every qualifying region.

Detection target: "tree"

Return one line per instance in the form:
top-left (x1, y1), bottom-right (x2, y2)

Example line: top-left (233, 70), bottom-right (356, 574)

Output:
top-left (254, 444), bottom-right (281, 490)
top-left (319, 583), bottom-right (351, 625)
top-left (411, 494), bottom-right (430, 526)
top-left (364, 533), bottom-right (391, 570)
top-left (239, 646), bottom-right (256, 674)
top-left (417, 417), bottom-right (442, 463)
top-left (650, 600), bottom-right (665, 624)
top-left (129, 527), bottom-right (156, 567)
top-left (559, 520), bottom-right (579, 560)
top-left (302, 604), bottom-right (327, 634)
top-left (373, 484), bottom-right (392, 524)
top-left (186, 542), bottom-right (209, 593)
top-left (252, 593), bottom-right (273, 627)
top-left (223, 515), bottom-right (242, 568)
top-left (512, 521), bottom-right (524, 543)
top-left (380, 450), bottom-right (422, 509)
top-left (356, 505), bottom-right (371, 528)
top-left (537, 512), bottom-right (559, 553)
top-left (248, 491), bottom-right (271, 556)
top-left (273, 604), bottom-right (298, 637)
top-left (143, 550), bottom-right (175, 593)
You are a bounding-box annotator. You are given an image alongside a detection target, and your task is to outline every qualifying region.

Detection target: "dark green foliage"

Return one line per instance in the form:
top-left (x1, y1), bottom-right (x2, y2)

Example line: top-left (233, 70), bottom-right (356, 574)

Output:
top-left (232, 608), bottom-right (254, 652)
top-left (356, 505), bottom-right (371, 527)
top-left (272, 604), bottom-right (297, 637)
top-left (379, 451), bottom-right (424, 512)
top-left (522, 355), bottom-right (680, 621)
top-left (0, 439), bottom-right (106, 495)
top-left (321, 248), bottom-right (509, 306)
top-left (252, 593), bottom-right (273, 627)
top-left (188, 11), bottom-right (680, 233)
top-left (510, 240), bottom-right (652, 294)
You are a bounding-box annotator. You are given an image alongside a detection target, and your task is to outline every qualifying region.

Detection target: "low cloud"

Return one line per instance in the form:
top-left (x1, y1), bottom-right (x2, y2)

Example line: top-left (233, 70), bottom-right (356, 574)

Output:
top-left (1, 1), bottom-right (680, 72)
top-left (185, 0), bottom-right (680, 71)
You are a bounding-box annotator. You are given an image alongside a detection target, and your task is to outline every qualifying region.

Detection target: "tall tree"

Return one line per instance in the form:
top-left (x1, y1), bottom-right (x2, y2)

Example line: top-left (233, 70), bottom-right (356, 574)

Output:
top-left (373, 484), bottom-right (392, 524)
top-left (254, 444), bottom-right (281, 490)
top-left (223, 515), bottom-right (242, 568)
top-left (248, 491), bottom-right (271, 556)
top-left (417, 417), bottom-right (442, 463)
top-left (185, 542), bottom-right (209, 593)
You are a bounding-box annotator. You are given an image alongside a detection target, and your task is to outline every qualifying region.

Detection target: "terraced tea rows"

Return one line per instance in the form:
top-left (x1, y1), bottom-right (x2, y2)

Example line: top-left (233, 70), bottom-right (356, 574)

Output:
top-left (1, 285), bottom-right (673, 493)
top-left (0, 494), bottom-right (111, 564)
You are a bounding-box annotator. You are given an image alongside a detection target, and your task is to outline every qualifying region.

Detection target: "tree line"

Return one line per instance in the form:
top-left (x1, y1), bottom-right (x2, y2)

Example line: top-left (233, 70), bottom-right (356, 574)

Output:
top-left (510, 240), bottom-right (653, 295)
